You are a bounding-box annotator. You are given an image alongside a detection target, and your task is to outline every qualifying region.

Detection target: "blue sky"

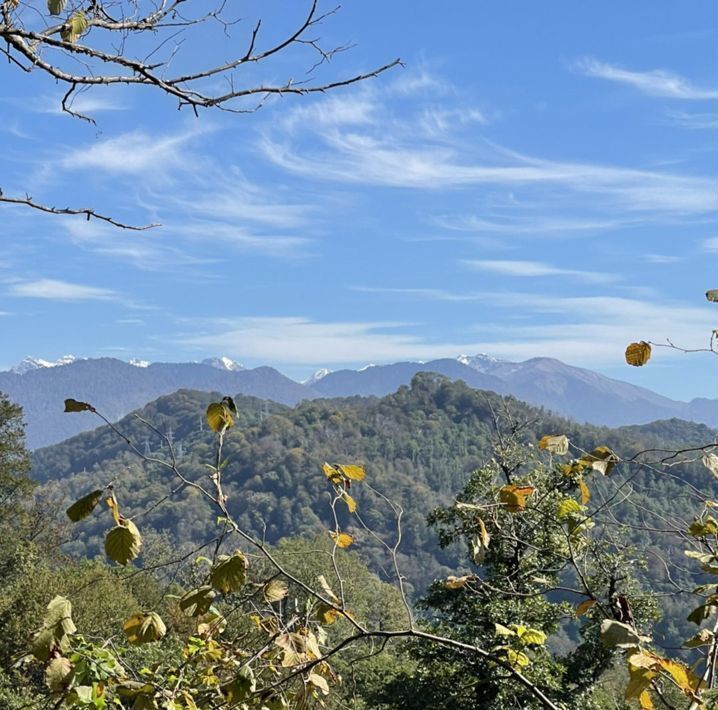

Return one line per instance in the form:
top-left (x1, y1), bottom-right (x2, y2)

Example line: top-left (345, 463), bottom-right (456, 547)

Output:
top-left (1, 1), bottom-right (716, 399)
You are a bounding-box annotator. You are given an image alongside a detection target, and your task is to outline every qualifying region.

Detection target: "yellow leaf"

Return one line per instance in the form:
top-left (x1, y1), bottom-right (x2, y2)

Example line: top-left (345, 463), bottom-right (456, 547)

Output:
top-left (445, 575), bottom-right (476, 590)
top-left (579, 477), bottom-right (590, 505)
top-left (338, 464), bottom-right (366, 481)
top-left (538, 434), bottom-right (569, 455)
top-left (341, 490), bottom-right (357, 513)
top-left (123, 612), bottom-right (166, 645)
top-left (322, 463), bottom-right (343, 484)
top-left (658, 658), bottom-right (696, 695)
top-left (329, 531), bottom-right (354, 548)
top-left (575, 598), bottom-right (596, 617)
top-left (206, 402), bottom-right (234, 433)
top-left (499, 485), bottom-right (536, 512)
top-left (263, 579), bottom-right (289, 603)
top-left (625, 341), bottom-right (652, 367)
top-left (638, 690), bottom-right (654, 710)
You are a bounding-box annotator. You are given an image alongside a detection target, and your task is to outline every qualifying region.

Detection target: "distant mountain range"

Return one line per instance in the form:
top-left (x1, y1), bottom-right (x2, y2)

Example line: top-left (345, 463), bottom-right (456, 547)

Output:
top-left (3, 353), bottom-right (715, 448)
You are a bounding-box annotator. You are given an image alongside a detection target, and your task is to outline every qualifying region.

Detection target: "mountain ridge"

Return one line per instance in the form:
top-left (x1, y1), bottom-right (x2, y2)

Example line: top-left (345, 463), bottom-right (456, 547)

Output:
top-left (2, 354), bottom-right (715, 448)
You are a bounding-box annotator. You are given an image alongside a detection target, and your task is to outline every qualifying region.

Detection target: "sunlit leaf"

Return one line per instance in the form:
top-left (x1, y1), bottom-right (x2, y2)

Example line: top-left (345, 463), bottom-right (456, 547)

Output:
top-left (338, 464), bottom-right (366, 481)
top-left (706, 289), bottom-right (718, 303)
top-left (499, 484), bottom-right (536, 512)
top-left (538, 434), bottom-right (569, 455)
top-left (275, 632), bottom-right (308, 667)
top-left (579, 477), bottom-right (590, 505)
top-left (329, 531), bottom-right (354, 548)
top-left (341, 490), bottom-right (357, 513)
top-left (702, 453), bottom-right (718, 478)
top-left (580, 446), bottom-right (618, 475)
top-left (516, 626), bottom-right (547, 646)
top-left (308, 673), bottom-right (329, 695)
top-left (123, 612), bottom-right (166, 645)
top-left (317, 575), bottom-right (340, 605)
top-left (445, 575), bottom-right (476, 589)
top-left (206, 402), bottom-right (234, 433)
top-left (625, 341), bottom-right (652, 367)
top-left (45, 656), bottom-right (73, 692)
top-left (105, 520), bottom-right (142, 565)
top-left (471, 518), bottom-right (491, 564)
top-left (60, 10), bottom-right (87, 43)
top-left (557, 498), bottom-right (583, 520)
top-left (263, 579), bottom-right (289, 603)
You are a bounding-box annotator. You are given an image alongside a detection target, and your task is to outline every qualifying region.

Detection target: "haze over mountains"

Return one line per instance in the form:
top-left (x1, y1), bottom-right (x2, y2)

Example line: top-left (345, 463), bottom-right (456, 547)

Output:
top-left (3, 353), bottom-right (715, 449)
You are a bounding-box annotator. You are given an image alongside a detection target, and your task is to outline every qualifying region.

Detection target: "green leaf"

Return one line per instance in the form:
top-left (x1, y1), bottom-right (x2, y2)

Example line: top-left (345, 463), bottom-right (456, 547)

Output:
top-left (45, 656), bottom-right (73, 692)
top-left (689, 517), bottom-right (718, 537)
top-left (60, 10), bottom-right (87, 43)
top-left (179, 586), bottom-right (216, 617)
top-left (64, 398), bottom-right (94, 413)
top-left (123, 612), bottom-right (166, 645)
top-left (210, 551), bottom-right (247, 594)
top-left (684, 629), bottom-right (715, 648)
top-left (688, 603), bottom-right (715, 625)
top-left (706, 289), bottom-right (718, 303)
top-left (494, 622), bottom-right (515, 637)
top-left (600, 619), bottom-right (650, 648)
top-left (47, 0), bottom-right (66, 15)
top-left (557, 498), bottom-right (583, 520)
top-left (223, 665), bottom-right (256, 703)
top-left (105, 520), bottom-right (142, 565)
top-left (66, 489), bottom-right (103, 522)
top-left (31, 596), bottom-right (75, 661)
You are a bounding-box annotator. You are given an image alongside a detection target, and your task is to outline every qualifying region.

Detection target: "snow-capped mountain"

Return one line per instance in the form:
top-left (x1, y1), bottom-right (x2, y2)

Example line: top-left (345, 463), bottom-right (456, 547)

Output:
top-left (303, 368), bottom-right (332, 385)
top-left (129, 359), bottom-right (150, 368)
top-left (11, 355), bottom-right (78, 374)
top-left (201, 356), bottom-right (245, 372)
top-left (457, 353), bottom-right (504, 372)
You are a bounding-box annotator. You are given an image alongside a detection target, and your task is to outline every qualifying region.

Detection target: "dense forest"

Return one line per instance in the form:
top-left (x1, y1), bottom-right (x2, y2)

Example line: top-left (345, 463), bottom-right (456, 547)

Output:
top-left (30, 375), bottom-right (718, 652)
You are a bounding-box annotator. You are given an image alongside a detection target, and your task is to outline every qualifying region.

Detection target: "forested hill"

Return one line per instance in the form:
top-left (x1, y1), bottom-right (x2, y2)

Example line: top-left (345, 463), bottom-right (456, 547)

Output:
top-left (32, 375), bottom-right (717, 602)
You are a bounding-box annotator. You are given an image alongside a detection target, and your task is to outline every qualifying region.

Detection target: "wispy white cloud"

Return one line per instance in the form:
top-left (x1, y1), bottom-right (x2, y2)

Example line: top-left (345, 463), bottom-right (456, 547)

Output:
top-left (463, 259), bottom-right (616, 283)
top-left (7, 278), bottom-right (120, 302)
top-left (645, 254), bottom-right (682, 264)
top-left (702, 238), bottom-right (718, 253)
top-left (575, 57), bottom-right (718, 99)
top-left (260, 91), bottom-right (714, 215)
top-left (61, 126), bottom-right (208, 175)
top-left (663, 110), bottom-right (718, 129)
top-left (175, 290), bottom-right (714, 370)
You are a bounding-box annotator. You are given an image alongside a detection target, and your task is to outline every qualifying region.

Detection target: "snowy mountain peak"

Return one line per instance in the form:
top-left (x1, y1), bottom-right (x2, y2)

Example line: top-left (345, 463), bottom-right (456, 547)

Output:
top-left (201, 356), bottom-right (244, 372)
top-left (11, 355), bottom-right (77, 374)
top-left (303, 368), bottom-right (332, 385)
top-left (457, 353), bottom-right (504, 372)
top-left (128, 359), bottom-right (150, 368)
